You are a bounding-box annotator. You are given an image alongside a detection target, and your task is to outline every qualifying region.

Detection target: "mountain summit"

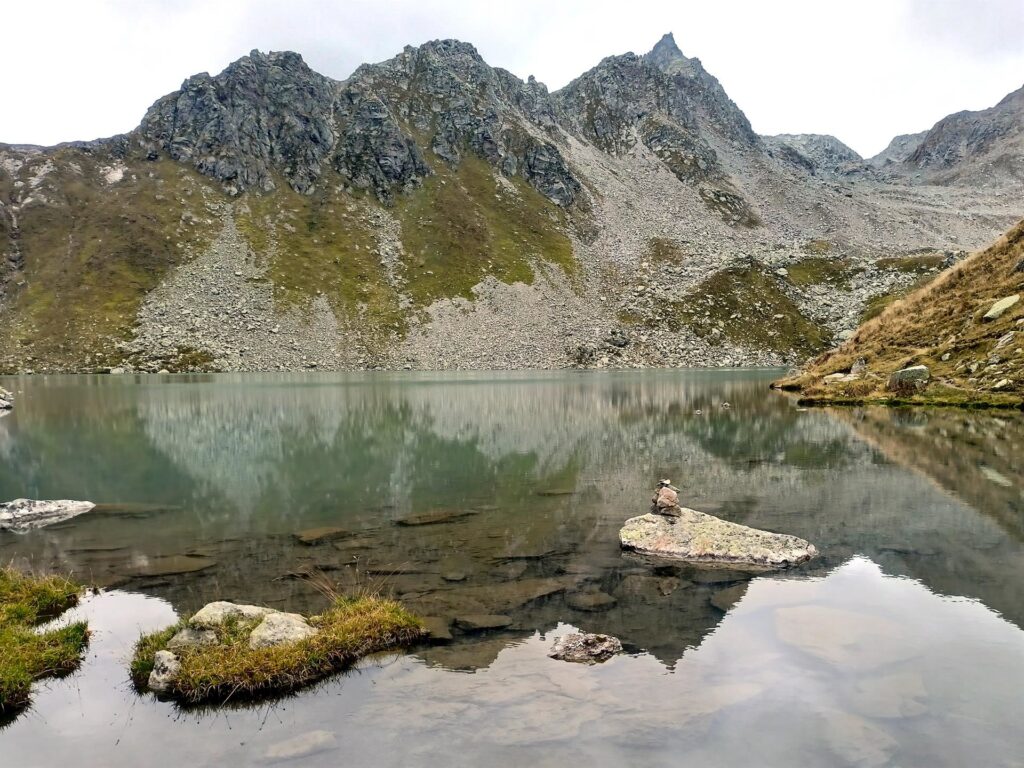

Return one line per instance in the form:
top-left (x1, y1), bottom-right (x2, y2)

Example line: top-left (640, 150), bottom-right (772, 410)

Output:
top-left (0, 34), bottom-right (1021, 374)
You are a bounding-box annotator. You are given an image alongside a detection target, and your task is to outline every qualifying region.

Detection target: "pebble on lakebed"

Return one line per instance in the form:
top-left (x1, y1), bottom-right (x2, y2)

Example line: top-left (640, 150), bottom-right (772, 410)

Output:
top-left (620, 488), bottom-right (818, 569)
top-left (131, 597), bottom-right (425, 703)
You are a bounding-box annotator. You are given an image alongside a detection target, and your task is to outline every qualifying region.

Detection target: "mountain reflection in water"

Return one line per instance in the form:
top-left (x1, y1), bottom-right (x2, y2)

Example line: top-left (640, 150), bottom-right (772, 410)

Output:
top-left (0, 371), bottom-right (1023, 763)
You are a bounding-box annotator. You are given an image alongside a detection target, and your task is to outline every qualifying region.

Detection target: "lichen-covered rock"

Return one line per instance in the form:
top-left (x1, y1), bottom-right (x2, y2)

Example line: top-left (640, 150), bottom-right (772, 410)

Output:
top-left (167, 627), bottom-right (217, 650)
top-left (248, 612), bottom-right (317, 649)
top-left (886, 365), bottom-right (930, 391)
top-left (147, 650), bottom-right (181, 694)
top-left (982, 294), bottom-right (1020, 322)
top-left (0, 499), bottom-right (95, 533)
top-left (189, 601), bottom-right (275, 629)
top-left (619, 510), bottom-right (817, 568)
top-left (548, 632), bottom-right (623, 664)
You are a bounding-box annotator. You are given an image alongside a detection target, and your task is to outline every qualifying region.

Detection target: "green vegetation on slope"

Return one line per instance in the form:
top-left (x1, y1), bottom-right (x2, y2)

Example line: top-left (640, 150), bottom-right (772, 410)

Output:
top-left (778, 220), bottom-right (1024, 407)
top-left (658, 265), bottom-right (832, 356)
top-left (395, 153), bottom-right (578, 307)
top-left (131, 596), bottom-right (423, 704)
top-left (235, 178), bottom-right (406, 340)
top-left (786, 257), bottom-right (858, 288)
top-left (0, 569), bottom-right (88, 716)
top-left (1, 151), bottom-right (216, 372)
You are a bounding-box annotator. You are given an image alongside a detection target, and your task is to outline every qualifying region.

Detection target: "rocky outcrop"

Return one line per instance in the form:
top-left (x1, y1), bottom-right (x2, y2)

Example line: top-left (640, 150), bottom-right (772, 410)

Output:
top-left (139, 41), bottom-right (581, 207)
top-left (620, 504), bottom-right (817, 569)
top-left (766, 134), bottom-right (862, 175)
top-left (886, 365), bottom-right (930, 392)
top-left (905, 84), bottom-right (1024, 182)
top-left (0, 499), bottom-right (96, 532)
top-left (0, 386), bottom-right (12, 411)
top-left (868, 131), bottom-right (927, 167)
top-left (147, 650), bottom-right (181, 695)
top-left (548, 632), bottom-right (623, 664)
top-left (248, 612), bottom-right (317, 648)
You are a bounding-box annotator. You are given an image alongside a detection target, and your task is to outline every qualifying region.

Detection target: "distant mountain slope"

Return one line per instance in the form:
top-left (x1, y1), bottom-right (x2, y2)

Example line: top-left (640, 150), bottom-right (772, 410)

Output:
top-left (1, 34), bottom-right (1022, 375)
top-left (765, 134), bottom-right (862, 176)
top-left (904, 84), bottom-right (1024, 183)
top-left (777, 220), bottom-right (1024, 406)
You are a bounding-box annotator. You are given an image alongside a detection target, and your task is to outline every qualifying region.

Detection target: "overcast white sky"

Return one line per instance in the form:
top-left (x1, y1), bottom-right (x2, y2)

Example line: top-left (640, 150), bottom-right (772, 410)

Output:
top-left (4, 0), bottom-right (1022, 156)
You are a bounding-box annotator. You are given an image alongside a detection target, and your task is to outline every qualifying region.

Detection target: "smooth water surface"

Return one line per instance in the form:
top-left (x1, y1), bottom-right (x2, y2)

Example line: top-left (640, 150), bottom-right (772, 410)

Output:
top-left (1, 371), bottom-right (1023, 767)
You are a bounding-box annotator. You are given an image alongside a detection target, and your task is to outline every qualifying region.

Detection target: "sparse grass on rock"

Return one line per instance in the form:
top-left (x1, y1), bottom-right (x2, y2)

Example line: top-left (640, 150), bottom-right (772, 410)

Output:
top-left (0, 568), bottom-right (89, 716)
top-left (130, 596), bottom-right (424, 705)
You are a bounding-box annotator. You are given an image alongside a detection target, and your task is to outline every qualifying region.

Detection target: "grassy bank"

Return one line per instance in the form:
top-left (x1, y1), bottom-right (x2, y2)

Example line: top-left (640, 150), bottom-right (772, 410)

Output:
top-left (776, 219), bottom-right (1024, 409)
top-left (0, 569), bottom-right (89, 716)
top-left (130, 596), bottom-right (424, 704)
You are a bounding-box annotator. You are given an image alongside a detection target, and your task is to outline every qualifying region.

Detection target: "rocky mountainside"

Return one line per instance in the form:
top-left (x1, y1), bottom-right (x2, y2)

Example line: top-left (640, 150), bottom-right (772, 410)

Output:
top-left (904, 84), bottom-right (1024, 183)
top-left (1, 33), bottom-right (1022, 374)
top-left (777, 219), bottom-right (1024, 406)
top-left (764, 134), bottom-right (862, 176)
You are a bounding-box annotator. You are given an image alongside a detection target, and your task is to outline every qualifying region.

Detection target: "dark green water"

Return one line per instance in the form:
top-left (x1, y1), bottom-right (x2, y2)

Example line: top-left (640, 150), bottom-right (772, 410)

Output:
top-left (1, 371), bottom-right (1023, 767)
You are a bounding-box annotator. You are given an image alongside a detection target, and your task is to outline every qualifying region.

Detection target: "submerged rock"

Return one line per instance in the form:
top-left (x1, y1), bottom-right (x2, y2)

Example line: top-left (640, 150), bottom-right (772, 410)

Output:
top-left (619, 509), bottom-right (817, 569)
top-left (453, 614), bottom-right (513, 632)
top-left (147, 650), bottom-right (181, 694)
top-left (548, 632), bottom-right (623, 664)
top-left (566, 590), bottom-right (618, 612)
top-left (248, 612), bottom-right (318, 649)
top-left (0, 499), bottom-right (96, 533)
top-left (293, 526), bottom-right (349, 545)
top-left (262, 730), bottom-right (338, 762)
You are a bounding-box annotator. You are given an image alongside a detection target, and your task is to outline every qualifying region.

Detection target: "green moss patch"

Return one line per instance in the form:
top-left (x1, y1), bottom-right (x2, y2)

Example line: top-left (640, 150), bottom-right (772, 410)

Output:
top-left (786, 257), bottom-right (858, 288)
top-left (658, 266), bottom-right (831, 356)
top-left (395, 154), bottom-right (578, 307)
top-left (130, 596), bottom-right (424, 705)
top-left (875, 254), bottom-right (946, 273)
top-left (0, 569), bottom-right (89, 716)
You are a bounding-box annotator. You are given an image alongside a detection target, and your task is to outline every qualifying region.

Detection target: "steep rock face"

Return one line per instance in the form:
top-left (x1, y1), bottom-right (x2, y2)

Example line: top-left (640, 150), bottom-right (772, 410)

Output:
top-left (140, 42), bottom-right (581, 207)
top-left (140, 50), bottom-right (342, 195)
top-left (766, 134), bottom-right (862, 175)
top-left (906, 85), bottom-right (1024, 181)
top-left (348, 40), bottom-right (581, 206)
top-left (868, 131), bottom-right (927, 167)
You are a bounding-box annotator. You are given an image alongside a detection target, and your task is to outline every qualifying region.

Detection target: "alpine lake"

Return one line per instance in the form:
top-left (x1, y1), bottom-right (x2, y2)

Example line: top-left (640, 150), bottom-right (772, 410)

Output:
top-left (1, 370), bottom-right (1022, 767)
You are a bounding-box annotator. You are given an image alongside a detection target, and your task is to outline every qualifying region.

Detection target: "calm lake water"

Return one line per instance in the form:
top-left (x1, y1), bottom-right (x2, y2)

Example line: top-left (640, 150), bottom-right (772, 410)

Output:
top-left (1, 370), bottom-right (1023, 767)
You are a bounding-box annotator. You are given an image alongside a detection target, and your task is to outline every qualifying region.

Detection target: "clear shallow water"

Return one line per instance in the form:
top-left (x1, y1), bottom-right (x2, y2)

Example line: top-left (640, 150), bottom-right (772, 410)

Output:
top-left (1, 371), bottom-right (1023, 767)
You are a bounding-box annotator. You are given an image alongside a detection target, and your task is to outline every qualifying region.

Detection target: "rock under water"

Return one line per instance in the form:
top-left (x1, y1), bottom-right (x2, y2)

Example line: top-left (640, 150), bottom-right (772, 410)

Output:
top-left (619, 508), bottom-right (817, 568)
top-left (0, 499), bottom-right (96, 532)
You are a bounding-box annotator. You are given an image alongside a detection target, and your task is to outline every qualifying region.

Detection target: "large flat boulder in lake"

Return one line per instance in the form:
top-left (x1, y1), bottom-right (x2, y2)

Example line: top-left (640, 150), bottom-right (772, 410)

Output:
top-left (0, 499), bottom-right (95, 532)
top-left (620, 509), bottom-right (817, 569)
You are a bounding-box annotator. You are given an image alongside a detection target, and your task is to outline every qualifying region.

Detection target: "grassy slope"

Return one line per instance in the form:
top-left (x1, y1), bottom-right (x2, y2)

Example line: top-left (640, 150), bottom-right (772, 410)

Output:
top-left (657, 265), bottom-right (832, 357)
top-left (0, 569), bottom-right (89, 716)
top-left (1, 140), bottom-right (578, 371)
top-left (130, 596), bottom-right (423, 704)
top-left (777, 220), bottom-right (1024, 407)
top-left (0, 151), bottom-right (217, 372)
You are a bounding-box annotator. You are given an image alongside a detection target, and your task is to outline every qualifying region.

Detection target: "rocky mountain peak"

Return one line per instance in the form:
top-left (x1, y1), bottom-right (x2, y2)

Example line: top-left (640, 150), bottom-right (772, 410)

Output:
top-left (644, 32), bottom-right (691, 73)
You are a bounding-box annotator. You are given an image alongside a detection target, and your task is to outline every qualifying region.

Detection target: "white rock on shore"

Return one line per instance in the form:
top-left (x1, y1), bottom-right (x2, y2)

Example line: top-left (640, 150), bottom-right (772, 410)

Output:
top-left (0, 499), bottom-right (96, 533)
top-left (620, 508), bottom-right (817, 568)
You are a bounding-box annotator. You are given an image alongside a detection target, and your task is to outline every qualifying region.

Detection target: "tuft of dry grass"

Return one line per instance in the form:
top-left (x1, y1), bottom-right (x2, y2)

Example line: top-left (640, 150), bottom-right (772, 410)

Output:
top-left (0, 568), bottom-right (89, 715)
top-left (130, 594), bottom-right (424, 705)
top-left (776, 219), bottom-right (1024, 408)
